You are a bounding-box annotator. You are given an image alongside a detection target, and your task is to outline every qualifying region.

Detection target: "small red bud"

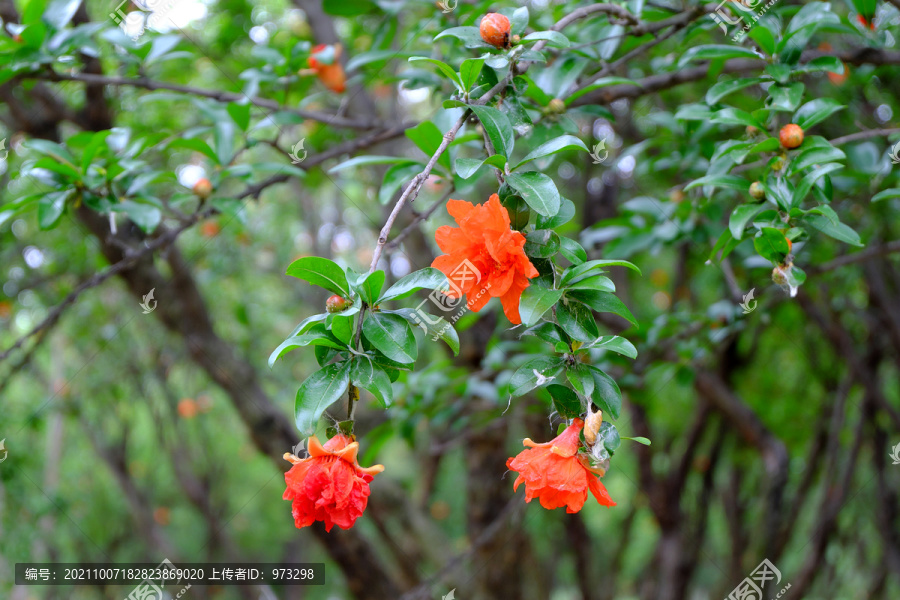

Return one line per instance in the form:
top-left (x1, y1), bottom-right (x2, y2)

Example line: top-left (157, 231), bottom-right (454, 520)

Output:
top-left (192, 177), bottom-right (213, 198)
top-left (779, 124), bottom-right (804, 149)
top-left (480, 13), bottom-right (511, 48)
top-left (326, 294), bottom-right (352, 313)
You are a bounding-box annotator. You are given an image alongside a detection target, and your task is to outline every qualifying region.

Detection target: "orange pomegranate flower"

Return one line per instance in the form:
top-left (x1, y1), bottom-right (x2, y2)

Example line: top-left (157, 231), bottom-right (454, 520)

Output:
top-left (307, 44), bottom-right (346, 93)
top-left (431, 194), bottom-right (539, 324)
top-left (506, 419), bottom-right (616, 513)
top-left (283, 434), bottom-right (384, 531)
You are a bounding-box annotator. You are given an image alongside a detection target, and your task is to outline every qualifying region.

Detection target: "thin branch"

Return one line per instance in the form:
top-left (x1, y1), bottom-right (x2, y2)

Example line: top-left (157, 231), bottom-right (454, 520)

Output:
top-left (28, 70), bottom-right (378, 130)
top-left (828, 127), bottom-right (900, 146)
top-left (384, 188), bottom-right (453, 251)
top-left (813, 239), bottom-right (900, 272)
top-left (0, 209), bottom-right (211, 365)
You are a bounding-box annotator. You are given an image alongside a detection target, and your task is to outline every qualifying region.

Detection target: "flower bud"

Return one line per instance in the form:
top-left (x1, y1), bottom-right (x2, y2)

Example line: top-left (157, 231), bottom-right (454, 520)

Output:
top-left (583, 408), bottom-right (603, 447)
top-left (326, 294), bottom-right (352, 313)
top-left (192, 177), bottom-right (213, 198)
top-left (547, 98), bottom-right (566, 114)
top-left (779, 124), bottom-right (804, 149)
top-left (480, 13), bottom-right (511, 48)
top-left (749, 181), bottom-right (766, 201)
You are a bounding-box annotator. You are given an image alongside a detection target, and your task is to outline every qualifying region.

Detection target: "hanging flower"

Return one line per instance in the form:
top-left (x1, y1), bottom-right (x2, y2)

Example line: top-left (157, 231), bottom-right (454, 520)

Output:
top-left (307, 44), bottom-right (347, 93)
top-left (283, 434), bottom-right (384, 531)
top-left (506, 419), bottom-right (616, 513)
top-left (431, 194), bottom-right (539, 324)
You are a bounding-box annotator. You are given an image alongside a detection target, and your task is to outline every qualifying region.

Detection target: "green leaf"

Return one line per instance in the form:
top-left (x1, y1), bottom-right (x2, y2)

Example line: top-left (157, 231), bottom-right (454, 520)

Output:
top-left (789, 146), bottom-right (845, 175)
top-left (286, 257), bottom-right (351, 297)
top-left (116, 200), bottom-right (161, 233)
top-left (680, 45), bottom-right (762, 65)
top-left (546, 384), bottom-right (582, 418)
top-left (362, 312), bottom-right (418, 363)
top-left (568, 290), bottom-right (638, 327)
top-left (406, 120), bottom-right (452, 173)
top-left (510, 357), bottom-right (562, 397)
top-left (346, 50), bottom-right (419, 71)
top-left (515, 135), bottom-right (588, 169)
top-left (559, 237), bottom-right (587, 264)
top-left (589, 335), bottom-right (638, 359)
top-left (329, 155), bottom-right (422, 173)
top-left (599, 421), bottom-right (620, 454)
top-left (567, 275), bottom-right (615, 293)
top-left (294, 362), bottom-right (351, 435)
top-left (508, 5), bottom-right (529, 34)
top-left (753, 228), bottom-right (791, 263)
top-left (710, 107), bottom-right (765, 130)
top-left (560, 259), bottom-right (641, 286)
top-left (872, 188), bottom-right (900, 202)
top-left (557, 300), bottom-right (600, 342)
top-left (24, 139), bottom-right (77, 165)
top-left (455, 154), bottom-right (506, 179)
top-left (468, 104), bottom-right (515, 158)
top-left (459, 58), bottom-right (485, 92)
top-left (435, 26), bottom-right (491, 49)
top-left (407, 56), bottom-right (463, 89)
top-left (521, 30), bottom-right (570, 48)
top-left (518, 286), bottom-right (562, 327)
top-left (268, 330), bottom-right (346, 368)
top-left (567, 364), bottom-right (595, 398)
top-left (383, 307), bottom-right (460, 356)
top-left (356, 270), bottom-right (385, 305)
top-left (805, 212), bottom-right (863, 247)
top-left (168, 138), bottom-right (219, 164)
top-left (524, 229), bottom-right (560, 258)
top-left (769, 83), bottom-right (805, 112)
top-left (792, 163), bottom-right (844, 206)
top-left (729, 204), bottom-right (766, 240)
top-left (379, 268), bottom-right (448, 303)
top-left (227, 102), bottom-right (251, 131)
top-left (379, 163), bottom-right (422, 205)
top-left (565, 77), bottom-right (634, 105)
top-left (330, 315), bottom-right (354, 345)
top-left (587, 366), bottom-right (622, 419)
top-left (42, 0), bottom-right (80, 29)
top-left (37, 191), bottom-right (68, 230)
top-left (350, 356), bottom-right (393, 407)
top-left (684, 175), bottom-right (749, 193)
top-left (505, 172), bottom-right (560, 217)
top-left (794, 98), bottom-right (845, 130)
top-left (622, 436), bottom-right (652, 445)
top-left (536, 197), bottom-right (575, 229)
top-left (323, 0), bottom-right (376, 16)
top-left (705, 78), bottom-right (763, 105)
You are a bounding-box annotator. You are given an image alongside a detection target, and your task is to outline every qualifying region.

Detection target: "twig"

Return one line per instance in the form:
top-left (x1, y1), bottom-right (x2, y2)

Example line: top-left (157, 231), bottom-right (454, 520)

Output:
top-left (384, 188), bottom-right (453, 251)
top-left (0, 209), bottom-right (211, 365)
top-left (828, 127), bottom-right (900, 146)
top-left (813, 240), bottom-right (900, 272)
top-left (29, 70), bottom-right (378, 130)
